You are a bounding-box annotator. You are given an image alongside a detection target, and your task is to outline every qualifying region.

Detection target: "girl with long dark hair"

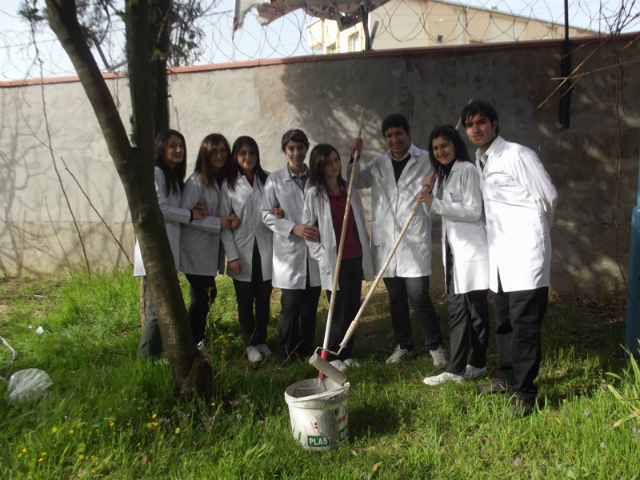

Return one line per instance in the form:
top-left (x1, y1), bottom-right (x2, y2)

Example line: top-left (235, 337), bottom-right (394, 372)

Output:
top-left (302, 144), bottom-right (374, 371)
top-left (220, 136), bottom-right (274, 363)
top-left (418, 125), bottom-right (490, 385)
top-left (134, 129), bottom-right (207, 360)
top-left (180, 134), bottom-right (238, 352)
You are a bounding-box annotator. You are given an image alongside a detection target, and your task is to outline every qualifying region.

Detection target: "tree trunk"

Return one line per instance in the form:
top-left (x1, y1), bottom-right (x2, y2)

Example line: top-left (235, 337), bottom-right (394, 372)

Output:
top-left (45, 0), bottom-right (212, 400)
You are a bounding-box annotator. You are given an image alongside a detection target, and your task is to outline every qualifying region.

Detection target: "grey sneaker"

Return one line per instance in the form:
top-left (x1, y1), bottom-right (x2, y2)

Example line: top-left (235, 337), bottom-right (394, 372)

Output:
top-left (329, 359), bottom-right (347, 372)
top-left (423, 372), bottom-right (464, 386)
top-left (463, 364), bottom-right (487, 380)
top-left (430, 346), bottom-right (448, 370)
top-left (386, 345), bottom-right (413, 365)
top-left (256, 344), bottom-right (272, 357)
top-left (247, 346), bottom-right (263, 363)
top-left (196, 340), bottom-right (208, 355)
top-left (343, 358), bottom-right (360, 369)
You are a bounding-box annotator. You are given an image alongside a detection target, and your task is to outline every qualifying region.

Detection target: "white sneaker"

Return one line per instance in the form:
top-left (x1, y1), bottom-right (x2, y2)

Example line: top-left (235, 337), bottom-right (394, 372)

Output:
top-left (463, 364), bottom-right (487, 380)
top-left (343, 358), bottom-right (360, 369)
top-left (423, 372), bottom-right (464, 386)
top-left (256, 344), bottom-right (272, 357)
top-left (430, 346), bottom-right (448, 370)
top-left (386, 345), bottom-right (413, 365)
top-left (196, 340), bottom-right (208, 355)
top-left (247, 346), bottom-right (263, 363)
top-left (329, 359), bottom-right (347, 372)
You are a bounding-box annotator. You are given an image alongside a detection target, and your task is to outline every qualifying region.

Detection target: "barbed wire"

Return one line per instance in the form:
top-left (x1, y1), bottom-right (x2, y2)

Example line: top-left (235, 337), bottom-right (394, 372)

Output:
top-left (0, 0), bottom-right (638, 81)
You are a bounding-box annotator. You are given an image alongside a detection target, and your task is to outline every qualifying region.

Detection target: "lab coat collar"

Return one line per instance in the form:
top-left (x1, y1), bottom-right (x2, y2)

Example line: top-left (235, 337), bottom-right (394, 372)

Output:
top-left (475, 135), bottom-right (506, 160)
top-left (386, 143), bottom-right (423, 162)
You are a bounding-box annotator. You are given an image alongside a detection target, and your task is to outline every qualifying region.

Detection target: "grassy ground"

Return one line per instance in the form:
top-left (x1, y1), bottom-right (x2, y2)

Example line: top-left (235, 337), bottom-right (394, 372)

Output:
top-left (0, 270), bottom-right (639, 479)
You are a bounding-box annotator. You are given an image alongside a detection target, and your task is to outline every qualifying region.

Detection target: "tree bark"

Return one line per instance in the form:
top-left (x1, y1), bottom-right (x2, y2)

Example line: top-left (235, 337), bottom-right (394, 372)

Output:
top-left (45, 0), bottom-right (212, 400)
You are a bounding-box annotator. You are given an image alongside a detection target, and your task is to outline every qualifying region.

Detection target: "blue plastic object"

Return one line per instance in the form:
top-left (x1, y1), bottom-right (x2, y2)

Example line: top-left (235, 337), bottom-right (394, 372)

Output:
top-left (625, 144), bottom-right (640, 355)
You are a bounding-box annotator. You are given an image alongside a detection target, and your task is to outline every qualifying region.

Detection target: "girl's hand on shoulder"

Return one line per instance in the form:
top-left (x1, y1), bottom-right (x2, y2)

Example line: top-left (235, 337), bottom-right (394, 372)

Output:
top-left (273, 207), bottom-right (284, 219)
top-left (228, 260), bottom-right (242, 275)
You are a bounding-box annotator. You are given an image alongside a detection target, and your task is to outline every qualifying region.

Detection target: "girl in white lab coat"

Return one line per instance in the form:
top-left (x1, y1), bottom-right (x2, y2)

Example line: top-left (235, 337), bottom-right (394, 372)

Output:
top-left (180, 134), bottom-right (238, 351)
top-left (302, 144), bottom-right (375, 371)
top-left (220, 136), bottom-right (274, 363)
top-left (418, 125), bottom-right (490, 386)
top-left (135, 129), bottom-right (207, 360)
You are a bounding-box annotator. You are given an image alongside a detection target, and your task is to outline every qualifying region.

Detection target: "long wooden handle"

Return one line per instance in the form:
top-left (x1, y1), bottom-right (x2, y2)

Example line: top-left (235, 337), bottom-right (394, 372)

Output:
top-left (339, 189), bottom-right (425, 351)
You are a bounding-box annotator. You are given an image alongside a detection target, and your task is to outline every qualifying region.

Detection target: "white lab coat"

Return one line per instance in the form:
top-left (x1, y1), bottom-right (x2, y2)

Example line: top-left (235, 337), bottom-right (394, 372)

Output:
top-left (302, 186), bottom-right (375, 291)
top-left (423, 161), bottom-right (489, 294)
top-left (133, 167), bottom-right (190, 277)
top-left (260, 165), bottom-right (320, 289)
top-left (220, 175), bottom-right (273, 282)
top-left (179, 171), bottom-right (224, 276)
top-left (476, 136), bottom-right (558, 292)
top-left (348, 144), bottom-right (433, 278)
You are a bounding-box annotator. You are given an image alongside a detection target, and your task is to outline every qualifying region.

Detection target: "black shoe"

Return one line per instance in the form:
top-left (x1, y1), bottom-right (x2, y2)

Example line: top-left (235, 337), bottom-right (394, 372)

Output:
top-left (296, 344), bottom-right (315, 359)
top-left (477, 377), bottom-right (509, 395)
top-left (509, 396), bottom-right (534, 418)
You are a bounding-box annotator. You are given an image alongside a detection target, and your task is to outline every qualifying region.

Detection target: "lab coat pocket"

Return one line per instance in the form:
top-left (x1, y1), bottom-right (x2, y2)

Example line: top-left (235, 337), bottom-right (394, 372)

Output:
top-left (278, 191), bottom-right (300, 223)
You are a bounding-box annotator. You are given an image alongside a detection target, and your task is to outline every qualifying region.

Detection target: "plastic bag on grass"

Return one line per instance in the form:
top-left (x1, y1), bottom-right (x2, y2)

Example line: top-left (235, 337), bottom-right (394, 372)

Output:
top-left (5, 368), bottom-right (53, 404)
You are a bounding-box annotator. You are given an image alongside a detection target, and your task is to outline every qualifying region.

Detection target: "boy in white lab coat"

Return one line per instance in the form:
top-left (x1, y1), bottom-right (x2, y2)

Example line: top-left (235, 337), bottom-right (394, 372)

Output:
top-left (349, 114), bottom-right (446, 367)
top-left (462, 100), bottom-right (558, 417)
top-left (261, 129), bottom-right (322, 368)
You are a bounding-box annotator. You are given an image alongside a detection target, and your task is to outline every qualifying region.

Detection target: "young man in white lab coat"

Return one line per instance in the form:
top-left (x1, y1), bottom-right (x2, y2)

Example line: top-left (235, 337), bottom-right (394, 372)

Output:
top-left (261, 129), bottom-right (322, 368)
top-left (349, 114), bottom-right (446, 367)
top-left (462, 100), bottom-right (558, 417)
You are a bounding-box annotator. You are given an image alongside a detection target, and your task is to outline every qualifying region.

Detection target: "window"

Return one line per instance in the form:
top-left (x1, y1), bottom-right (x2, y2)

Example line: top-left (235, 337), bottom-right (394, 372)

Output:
top-left (437, 35), bottom-right (443, 43)
top-left (349, 33), bottom-right (360, 52)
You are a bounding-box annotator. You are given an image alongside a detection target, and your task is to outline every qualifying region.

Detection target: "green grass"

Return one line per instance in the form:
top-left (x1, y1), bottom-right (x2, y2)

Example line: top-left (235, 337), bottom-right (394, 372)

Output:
top-left (0, 270), bottom-right (639, 478)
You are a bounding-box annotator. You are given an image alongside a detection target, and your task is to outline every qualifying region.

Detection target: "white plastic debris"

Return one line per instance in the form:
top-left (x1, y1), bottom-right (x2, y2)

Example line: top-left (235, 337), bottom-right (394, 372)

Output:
top-left (6, 368), bottom-right (53, 404)
top-left (35, 326), bottom-right (44, 335)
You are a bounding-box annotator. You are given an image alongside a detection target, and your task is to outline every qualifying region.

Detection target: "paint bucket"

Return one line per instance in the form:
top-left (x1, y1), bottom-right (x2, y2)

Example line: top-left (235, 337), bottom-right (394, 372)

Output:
top-left (284, 377), bottom-right (350, 451)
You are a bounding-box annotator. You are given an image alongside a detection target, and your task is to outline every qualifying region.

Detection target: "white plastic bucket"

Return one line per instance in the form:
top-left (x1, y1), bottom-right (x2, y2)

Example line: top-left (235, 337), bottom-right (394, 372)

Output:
top-left (284, 377), bottom-right (350, 451)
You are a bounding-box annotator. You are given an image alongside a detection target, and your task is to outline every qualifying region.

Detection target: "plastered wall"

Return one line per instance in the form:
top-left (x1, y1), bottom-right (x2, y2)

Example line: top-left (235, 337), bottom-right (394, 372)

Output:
top-left (1, 37), bottom-right (638, 294)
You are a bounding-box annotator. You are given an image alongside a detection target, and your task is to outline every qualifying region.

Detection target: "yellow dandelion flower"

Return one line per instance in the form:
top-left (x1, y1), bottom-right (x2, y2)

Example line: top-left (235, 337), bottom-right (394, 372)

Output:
top-left (51, 427), bottom-right (57, 433)
top-left (109, 422), bottom-right (114, 427)
top-left (174, 428), bottom-right (180, 434)
top-left (17, 453), bottom-right (22, 458)
top-left (79, 455), bottom-right (85, 460)
top-left (152, 422), bottom-right (158, 427)
top-left (76, 423), bottom-right (82, 429)
top-left (40, 452), bottom-right (46, 457)
top-left (91, 455), bottom-right (95, 460)
top-left (69, 430), bottom-right (74, 434)
top-left (22, 448), bottom-right (27, 453)
top-left (38, 458), bottom-right (43, 462)
top-left (146, 423), bottom-right (152, 429)
top-left (160, 434), bottom-right (164, 439)
top-left (152, 413), bottom-right (157, 419)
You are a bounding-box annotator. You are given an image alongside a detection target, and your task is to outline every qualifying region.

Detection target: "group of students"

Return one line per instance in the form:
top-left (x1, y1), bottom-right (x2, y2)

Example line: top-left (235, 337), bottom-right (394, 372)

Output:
top-left (134, 99), bottom-right (557, 417)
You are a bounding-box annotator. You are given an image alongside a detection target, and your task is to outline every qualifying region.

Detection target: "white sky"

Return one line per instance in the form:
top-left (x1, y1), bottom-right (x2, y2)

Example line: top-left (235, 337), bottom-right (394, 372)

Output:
top-left (0, 0), bottom-right (637, 81)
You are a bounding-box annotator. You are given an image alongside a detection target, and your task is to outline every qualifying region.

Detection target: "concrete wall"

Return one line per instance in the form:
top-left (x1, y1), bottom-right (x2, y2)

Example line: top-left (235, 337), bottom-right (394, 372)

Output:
top-left (1, 37), bottom-right (639, 294)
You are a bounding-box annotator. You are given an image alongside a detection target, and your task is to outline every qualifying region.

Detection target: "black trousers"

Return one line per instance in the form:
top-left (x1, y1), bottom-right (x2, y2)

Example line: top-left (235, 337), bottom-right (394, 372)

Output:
top-left (383, 275), bottom-right (442, 351)
top-left (233, 248), bottom-right (272, 347)
top-left (493, 274), bottom-right (549, 401)
top-left (279, 270), bottom-right (321, 358)
top-left (325, 257), bottom-right (363, 361)
top-left (444, 243), bottom-right (490, 375)
top-left (185, 273), bottom-right (217, 344)
top-left (138, 278), bottom-right (162, 360)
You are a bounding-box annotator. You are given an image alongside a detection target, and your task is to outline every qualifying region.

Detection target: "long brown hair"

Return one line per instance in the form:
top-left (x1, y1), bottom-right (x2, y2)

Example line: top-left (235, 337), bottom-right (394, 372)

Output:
top-left (194, 134), bottom-right (231, 187)
top-left (309, 144), bottom-right (347, 197)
